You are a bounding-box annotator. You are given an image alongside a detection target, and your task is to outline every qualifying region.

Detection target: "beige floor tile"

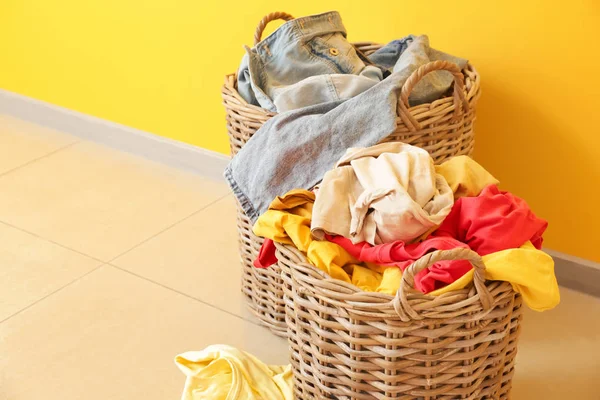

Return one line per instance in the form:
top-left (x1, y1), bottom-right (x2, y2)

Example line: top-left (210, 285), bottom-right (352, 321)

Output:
top-left (512, 287), bottom-right (600, 399)
top-left (111, 195), bottom-right (253, 319)
top-left (0, 266), bottom-right (288, 400)
top-left (0, 115), bottom-right (78, 175)
top-left (0, 222), bottom-right (101, 322)
top-left (0, 141), bottom-right (230, 261)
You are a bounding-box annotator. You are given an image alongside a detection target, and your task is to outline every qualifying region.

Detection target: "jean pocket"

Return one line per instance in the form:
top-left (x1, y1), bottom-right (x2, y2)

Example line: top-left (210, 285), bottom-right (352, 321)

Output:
top-left (306, 33), bottom-right (363, 74)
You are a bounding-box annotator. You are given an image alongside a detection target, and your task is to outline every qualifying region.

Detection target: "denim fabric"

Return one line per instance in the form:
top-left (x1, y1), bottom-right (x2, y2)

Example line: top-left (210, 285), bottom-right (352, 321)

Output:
top-left (391, 35), bottom-right (468, 105)
top-left (226, 35), bottom-right (468, 222)
top-left (370, 35), bottom-right (467, 105)
top-left (237, 11), bottom-right (382, 112)
top-left (368, 36), bottom-right (415, 70)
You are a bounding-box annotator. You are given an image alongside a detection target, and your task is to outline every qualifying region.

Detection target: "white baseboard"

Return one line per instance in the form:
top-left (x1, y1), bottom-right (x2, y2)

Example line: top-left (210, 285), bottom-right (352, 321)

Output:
top-left (0, 89), bottom-right (230, 181)
top-left (1, 88), bottom-right (599, 297)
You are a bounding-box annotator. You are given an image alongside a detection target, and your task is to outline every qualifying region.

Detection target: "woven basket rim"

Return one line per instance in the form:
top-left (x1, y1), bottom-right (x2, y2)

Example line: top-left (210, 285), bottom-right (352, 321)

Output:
top-left (274, 241), bottom-right (511, 303)
top-left (223, 61), bottom-right (479, 112)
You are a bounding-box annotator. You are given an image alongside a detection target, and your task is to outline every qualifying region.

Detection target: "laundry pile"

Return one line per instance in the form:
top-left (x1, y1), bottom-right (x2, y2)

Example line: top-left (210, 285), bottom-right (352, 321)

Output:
top-left (176, 10), bottom-right (560, 400)
top-left (253, 142), bottom-right (559, 311)
top-left (175, 143), bottom-right (560, 398)
top-left (225, 11), bottom-right (468, 222)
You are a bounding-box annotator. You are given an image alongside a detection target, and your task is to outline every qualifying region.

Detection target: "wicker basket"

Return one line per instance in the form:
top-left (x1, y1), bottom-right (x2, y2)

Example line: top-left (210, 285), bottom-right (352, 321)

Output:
top-left (277, 243), bottom-right (522, 399)
top-left (222, 12), bottom-right (481, 337)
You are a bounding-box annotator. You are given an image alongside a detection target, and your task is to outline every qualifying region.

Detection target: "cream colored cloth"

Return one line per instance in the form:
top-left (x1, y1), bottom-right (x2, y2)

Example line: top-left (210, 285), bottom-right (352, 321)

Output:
top-left (175, 345), bottom-right (293, 400)
top-left (311, 142), bottom-right (454, 245)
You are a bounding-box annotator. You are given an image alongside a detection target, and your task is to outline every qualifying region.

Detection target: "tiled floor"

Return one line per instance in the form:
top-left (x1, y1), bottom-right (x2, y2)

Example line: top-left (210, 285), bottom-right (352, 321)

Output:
top-left (1, 114), bottom-right (599, 399)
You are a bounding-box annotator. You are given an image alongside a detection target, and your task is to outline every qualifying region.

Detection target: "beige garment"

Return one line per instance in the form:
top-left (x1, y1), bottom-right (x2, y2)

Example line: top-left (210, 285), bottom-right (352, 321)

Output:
top-left (311, 142), bottom-right (454, 245)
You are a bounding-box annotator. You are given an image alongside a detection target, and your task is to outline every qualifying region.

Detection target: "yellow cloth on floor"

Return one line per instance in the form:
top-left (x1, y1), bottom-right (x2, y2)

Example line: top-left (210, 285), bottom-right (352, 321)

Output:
top-left (175, 345), bottom-right (293, 400)
top-left (253, 158), bottom-right (559, 311)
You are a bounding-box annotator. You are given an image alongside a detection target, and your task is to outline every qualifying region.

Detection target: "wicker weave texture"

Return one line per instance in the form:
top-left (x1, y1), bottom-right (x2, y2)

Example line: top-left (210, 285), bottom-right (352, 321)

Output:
top-left (222, 16), bottom-right (481, 336)
top-left (277, 243), bottom-right (522, 400)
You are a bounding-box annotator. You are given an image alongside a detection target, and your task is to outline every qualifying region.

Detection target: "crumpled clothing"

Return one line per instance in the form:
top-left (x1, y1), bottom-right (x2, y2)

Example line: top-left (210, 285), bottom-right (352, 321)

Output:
top-left (255, 155), bottom-right (494, 270)
top-left (430, 241), bottom-right (559, 312)
top-left (237, 11), bottom-right (466, 113)
top-left (370, 35), bottom-right (475, 102)
top-left (237, 12), bottom-right (383, 113)
top-left (252, 189), bottom-right (370, 287)
top-left (311, 142), bottom-right (455, 245)
top-left (326, 234), bottom-right (472, 294)
top-left (326, 233), bottom-right (559, 310)
top-left (252, 189), bottom-right (559, 311)
top-left (175, 345), bottom-right (293, 400)
top-left (432, 184), bottom-right (548, 255)
top-left (434, 155), bottom-right (499, 200)
top-left (254, 238), bottom-right (277, 269)
top-left (253, 154), bottom-right (559, 311)
top-left (225, 35), bottom-right (468, 223)
top-left (326, 234), bottom-right (560, 311)
top-left (368, 36), bottom-right (415, 70)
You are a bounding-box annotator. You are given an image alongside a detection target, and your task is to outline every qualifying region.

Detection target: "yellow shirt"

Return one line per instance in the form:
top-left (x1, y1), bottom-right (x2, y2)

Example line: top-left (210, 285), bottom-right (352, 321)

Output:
top-left (175, 345), bottom-right (293, 400)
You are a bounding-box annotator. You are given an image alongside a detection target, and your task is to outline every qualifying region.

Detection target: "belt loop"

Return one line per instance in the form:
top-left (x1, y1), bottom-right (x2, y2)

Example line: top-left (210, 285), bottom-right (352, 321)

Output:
top-left (328, 15), bottom-right (334, 27)
top-left (263, 44), bottom-right (272, 57)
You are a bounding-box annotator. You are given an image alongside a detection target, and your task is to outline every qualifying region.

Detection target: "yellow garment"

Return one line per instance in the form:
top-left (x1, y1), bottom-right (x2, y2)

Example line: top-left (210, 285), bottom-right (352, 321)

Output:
top-left (378, 241), bottom-right (560, 312)
top-left (253, 158), bottom-right (559, 312)
top-left (254, 190), bottom-right (361, 286)
top-left (175, 345), bottom-right (293, 400)
top-left (435, 155), bottom-right (499, 199)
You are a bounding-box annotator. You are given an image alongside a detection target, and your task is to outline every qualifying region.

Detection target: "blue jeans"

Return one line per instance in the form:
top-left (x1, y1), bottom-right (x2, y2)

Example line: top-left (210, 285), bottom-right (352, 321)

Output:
top-left (368, 36), bottom-right (415, 70)
top-left (227, 34), bottom-right (468, 222)
top-left (237, 11), bottom-right (383, 113)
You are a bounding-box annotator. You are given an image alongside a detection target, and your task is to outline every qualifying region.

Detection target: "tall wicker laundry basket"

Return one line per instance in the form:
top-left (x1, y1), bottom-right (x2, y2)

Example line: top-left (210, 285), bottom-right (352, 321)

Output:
top-left (277, 243), bottom-right (523, 400)
top-left (222, 12), bottom-right (482, 337)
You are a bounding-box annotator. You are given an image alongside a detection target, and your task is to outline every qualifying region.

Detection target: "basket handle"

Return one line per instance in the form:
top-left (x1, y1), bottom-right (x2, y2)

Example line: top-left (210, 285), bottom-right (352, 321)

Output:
top-left (391, 248), bottom-right (493, 322)
top-left (397, 60), bottom-right (470, 132)
top-left (254, 12), bottom-right (295, 45)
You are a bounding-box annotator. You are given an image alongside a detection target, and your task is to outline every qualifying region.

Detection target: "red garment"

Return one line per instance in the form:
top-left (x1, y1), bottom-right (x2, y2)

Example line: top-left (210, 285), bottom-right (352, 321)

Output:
top-left (327, 235), bottom-right (472, 293)
top-left (254, 239), bottom-right (278, 269)
top-left (326, 185), bottom-right (547, 293)
top-left (431, 184), bottom-right (547, 255)
top-left (257, 185), bottom-right (547, 293)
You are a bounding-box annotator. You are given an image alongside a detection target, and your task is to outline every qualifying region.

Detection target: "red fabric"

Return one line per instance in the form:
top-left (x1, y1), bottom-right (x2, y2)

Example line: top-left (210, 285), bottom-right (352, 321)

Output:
top-left (327, 235), bottom-right (472, 293)
top-left (254, 239), bottom-right (278, 269)
top-left (256, 185), bottom-right (547, 293)
top-left (431, 185), bottom-right (548, 255)
top-left (326, 185), bottom-right (547, 293)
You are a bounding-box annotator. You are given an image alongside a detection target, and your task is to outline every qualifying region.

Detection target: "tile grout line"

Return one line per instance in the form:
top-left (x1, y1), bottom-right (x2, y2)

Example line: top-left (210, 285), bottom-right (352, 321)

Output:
top-left (107, 192), bottom-right (232, 264)
top-left (0, 140), bottom-right (81, 179)
top-left (0, 220), bottom-right (106, 264)
top-left (0, 263), bottom-right (105, 325)
top-left (0, 192), bottom-right (231, 267)
top-left (108, 264), bottom-right (266, 328)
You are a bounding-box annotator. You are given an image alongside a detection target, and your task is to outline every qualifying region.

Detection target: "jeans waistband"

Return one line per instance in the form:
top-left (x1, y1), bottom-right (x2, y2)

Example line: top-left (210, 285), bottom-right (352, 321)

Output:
top-left (254, 11), bottom-right (346, 61)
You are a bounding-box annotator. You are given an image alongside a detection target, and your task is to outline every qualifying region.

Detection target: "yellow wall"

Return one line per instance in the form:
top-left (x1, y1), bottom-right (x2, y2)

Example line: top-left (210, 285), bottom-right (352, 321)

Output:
top-left (1, 1), bottom-right (599, 261)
